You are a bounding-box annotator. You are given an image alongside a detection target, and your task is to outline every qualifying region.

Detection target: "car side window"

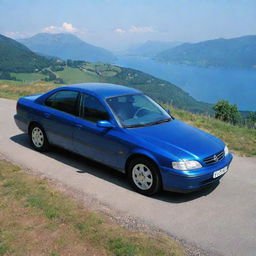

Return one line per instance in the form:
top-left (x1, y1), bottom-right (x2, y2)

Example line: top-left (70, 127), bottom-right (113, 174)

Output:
top-left (79, 93), bottom-right (109, 123)
top-left (45, 90), bottom-right (79, 115)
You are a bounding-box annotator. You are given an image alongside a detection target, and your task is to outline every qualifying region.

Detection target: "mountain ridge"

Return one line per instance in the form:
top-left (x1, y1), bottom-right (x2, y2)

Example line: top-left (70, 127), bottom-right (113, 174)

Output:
top-left (19, 33), bottom-right (116, 63)
top-left (155, 35), bottom-right (256, 68)
top-left (124, 40), bottom-right (182, 57)
top-left (0, 34), bottom-right (53, 72)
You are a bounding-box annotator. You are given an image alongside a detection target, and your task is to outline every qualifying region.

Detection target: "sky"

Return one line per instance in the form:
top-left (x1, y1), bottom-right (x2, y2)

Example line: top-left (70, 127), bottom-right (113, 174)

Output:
top-left (0, 0), bottom-right (255, 50)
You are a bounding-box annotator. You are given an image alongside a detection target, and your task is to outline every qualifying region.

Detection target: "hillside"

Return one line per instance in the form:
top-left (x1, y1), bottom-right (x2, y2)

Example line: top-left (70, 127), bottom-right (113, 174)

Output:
top-left (0, 34), bottom-right (53, 72)
top-left (6, 61), bottom-right (213, 114)
top-left (156, 35), bottom-right (256, 68)
top-left (19, 33), bottom-right (116, 63)
top-left (124, 40), bottom-right (182, 57)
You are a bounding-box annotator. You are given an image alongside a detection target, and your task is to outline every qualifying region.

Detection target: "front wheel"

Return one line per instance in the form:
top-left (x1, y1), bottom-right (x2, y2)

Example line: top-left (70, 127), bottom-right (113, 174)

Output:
top-left (127, 158), bottom-right (161, 196)
top-left (29, 124), bottom-right (49, 152)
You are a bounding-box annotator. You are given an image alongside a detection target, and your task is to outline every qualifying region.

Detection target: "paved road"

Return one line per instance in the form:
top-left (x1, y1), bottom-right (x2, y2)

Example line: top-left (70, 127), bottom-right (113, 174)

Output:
top-left (0, 98), bottom-right (256, 256)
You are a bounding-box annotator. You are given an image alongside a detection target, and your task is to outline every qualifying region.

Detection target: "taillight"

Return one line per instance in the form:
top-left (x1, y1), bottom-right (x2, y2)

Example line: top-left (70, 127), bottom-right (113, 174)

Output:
top-left (16, 102), bottom-right (20, 113)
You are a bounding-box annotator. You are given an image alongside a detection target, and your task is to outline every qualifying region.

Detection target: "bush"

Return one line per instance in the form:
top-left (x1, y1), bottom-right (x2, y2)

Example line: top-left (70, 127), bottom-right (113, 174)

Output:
top-left (214, 100), bottom-right (241, 125)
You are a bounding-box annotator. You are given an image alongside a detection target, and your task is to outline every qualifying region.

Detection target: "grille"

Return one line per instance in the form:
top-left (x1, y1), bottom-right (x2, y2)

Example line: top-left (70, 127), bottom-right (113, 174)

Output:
top-left (203, 150), bottom-right (224, 165)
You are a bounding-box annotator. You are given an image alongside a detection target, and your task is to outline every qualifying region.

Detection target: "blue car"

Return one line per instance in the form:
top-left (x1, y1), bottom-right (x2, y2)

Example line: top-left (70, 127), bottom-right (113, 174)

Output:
top-left (14, 83), bottom-right (233, 195)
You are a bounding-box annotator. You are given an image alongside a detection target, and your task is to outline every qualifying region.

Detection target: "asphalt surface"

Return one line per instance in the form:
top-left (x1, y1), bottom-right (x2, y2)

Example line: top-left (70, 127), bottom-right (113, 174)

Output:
top-left (0, 98), bottom-right (256, 256)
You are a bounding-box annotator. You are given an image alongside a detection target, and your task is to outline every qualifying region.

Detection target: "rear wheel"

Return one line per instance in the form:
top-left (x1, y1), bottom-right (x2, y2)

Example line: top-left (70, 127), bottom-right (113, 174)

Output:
top-left (29, 124), bottom-right (49, 152)
top-left (127, 158), bottom-right (161, 196)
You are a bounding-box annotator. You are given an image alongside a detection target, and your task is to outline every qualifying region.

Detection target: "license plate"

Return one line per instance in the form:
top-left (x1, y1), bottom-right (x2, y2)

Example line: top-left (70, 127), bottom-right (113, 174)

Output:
top-left (213, 166), bottom-right (228, 178)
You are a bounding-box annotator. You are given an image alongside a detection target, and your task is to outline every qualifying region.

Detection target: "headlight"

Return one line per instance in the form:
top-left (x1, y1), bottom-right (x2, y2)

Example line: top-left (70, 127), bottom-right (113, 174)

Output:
top-left (224, 145), bottom-right (229, 156)
top-left (172, 160), bottom-right (202, 171)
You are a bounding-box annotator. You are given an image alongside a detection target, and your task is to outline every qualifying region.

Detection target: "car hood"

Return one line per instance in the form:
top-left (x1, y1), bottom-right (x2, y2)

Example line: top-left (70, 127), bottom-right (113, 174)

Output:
top-left (127, 120), bottom-right (224, 160)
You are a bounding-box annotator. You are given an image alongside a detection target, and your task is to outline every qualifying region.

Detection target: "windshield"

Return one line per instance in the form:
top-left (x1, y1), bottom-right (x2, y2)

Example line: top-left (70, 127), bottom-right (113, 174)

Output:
top-left (106, 94), bottom-right (172, 128)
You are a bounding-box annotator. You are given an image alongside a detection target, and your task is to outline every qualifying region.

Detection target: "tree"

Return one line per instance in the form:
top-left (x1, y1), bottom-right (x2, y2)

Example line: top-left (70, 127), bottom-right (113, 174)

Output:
top-left (54, 78), bottom-right (65, 84)
top-left (214, 100), bottom-right (241, 125)
top-left (247, 112), bottom-right (256, 128)
top-left (67, 59), bottom-right (73, 67)
top-left (0, 71), bottom-right (16, 80)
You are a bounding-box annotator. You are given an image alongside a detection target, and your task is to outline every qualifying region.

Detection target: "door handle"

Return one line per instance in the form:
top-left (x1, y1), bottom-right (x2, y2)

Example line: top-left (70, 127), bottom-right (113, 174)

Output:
top-left (75, 123), bottom-right (83, 129)
top-left (44, 113), bottom-right (51, 119)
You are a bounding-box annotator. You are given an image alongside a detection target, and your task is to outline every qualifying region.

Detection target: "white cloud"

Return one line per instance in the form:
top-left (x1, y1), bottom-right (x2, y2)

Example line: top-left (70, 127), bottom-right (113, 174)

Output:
top-left (42, 22), bottom-right (78, 34)
top-left (113, 26), bottom-right (155, 34)
top-left (128, 26), bottom-right (154, 33)
top-left (62, 22), bottom-right (76, 32)
top-left (113, 28), bottom-right (126, 34)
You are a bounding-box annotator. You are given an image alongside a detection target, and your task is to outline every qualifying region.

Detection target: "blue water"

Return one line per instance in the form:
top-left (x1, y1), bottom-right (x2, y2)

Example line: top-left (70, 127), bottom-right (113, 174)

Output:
top-left (116, 56), bottom-right (256, 111)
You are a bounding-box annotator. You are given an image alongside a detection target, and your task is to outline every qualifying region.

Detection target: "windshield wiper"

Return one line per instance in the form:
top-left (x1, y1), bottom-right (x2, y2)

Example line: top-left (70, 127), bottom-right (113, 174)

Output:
top-left (124, 118), bottom-right (171, 128)
top-left (151, 118), bottom-right (172, 125)
top-left (124, 123), bottom-right (149, 128)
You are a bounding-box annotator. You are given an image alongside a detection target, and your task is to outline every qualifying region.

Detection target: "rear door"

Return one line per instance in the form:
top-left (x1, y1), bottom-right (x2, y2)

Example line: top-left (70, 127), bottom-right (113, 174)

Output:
top-left (42, 90), bottom-right (79, 150)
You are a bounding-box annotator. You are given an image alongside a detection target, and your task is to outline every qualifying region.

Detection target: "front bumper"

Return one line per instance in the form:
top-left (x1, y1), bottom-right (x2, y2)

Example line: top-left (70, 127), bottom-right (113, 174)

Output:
top-left (160, 153), bottom-right (233, 193)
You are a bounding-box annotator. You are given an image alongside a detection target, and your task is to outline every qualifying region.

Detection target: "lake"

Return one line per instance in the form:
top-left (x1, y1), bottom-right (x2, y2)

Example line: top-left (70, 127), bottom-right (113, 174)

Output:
top-left (116, 56), bottom-right (256, 111)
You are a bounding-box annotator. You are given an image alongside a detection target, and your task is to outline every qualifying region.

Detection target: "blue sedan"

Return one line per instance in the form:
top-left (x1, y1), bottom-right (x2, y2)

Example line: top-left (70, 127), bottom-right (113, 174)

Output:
top-left (14, 83), bottom-right (233, 195)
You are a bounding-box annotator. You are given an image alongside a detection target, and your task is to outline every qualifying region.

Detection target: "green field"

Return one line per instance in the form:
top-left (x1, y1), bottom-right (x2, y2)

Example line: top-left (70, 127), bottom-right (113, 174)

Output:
top-left (10, 72), bottom-right (47, 82)
top-left (55, 64), bottom-right (122, 84)
top-left (55, 67), bottom-right (100, 84)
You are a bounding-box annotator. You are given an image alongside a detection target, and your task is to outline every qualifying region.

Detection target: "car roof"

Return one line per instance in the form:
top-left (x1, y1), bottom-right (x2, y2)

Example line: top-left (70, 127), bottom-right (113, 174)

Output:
top-left (65, 83), bottom-right (141, 98)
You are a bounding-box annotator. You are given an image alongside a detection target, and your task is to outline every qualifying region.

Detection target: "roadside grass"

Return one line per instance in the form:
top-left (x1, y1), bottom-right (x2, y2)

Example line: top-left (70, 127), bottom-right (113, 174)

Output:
top-left (168, 106), bottom-right (256, 157)
top-left (0, 79), bottom-right (255, 157)
top-left (0, 80), bottom-right (59, 99)
top-left (0, 158), bottom-right (185, 256)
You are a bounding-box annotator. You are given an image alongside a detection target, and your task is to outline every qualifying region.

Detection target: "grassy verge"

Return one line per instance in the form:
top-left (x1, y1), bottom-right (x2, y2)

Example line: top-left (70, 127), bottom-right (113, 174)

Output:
top-left (169, 106), bottom-right (256, 156)
top-left (0, 79), bottom-right (255, 156)
top-left (0, 80), bottom-right (59, 99)
top-left (0, 158), bottom-right (185, 256)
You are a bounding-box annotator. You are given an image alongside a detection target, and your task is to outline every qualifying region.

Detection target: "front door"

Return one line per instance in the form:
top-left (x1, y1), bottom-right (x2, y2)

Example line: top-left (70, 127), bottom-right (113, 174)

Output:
top-left (73, 93), bottom-right (126, 169)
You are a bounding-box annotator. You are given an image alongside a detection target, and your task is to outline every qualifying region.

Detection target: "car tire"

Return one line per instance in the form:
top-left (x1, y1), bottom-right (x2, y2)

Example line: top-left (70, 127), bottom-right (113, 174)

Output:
top-left (127, 157), bottom-right (161, 196)
top-left (29, 124), bottom-right (49, 152)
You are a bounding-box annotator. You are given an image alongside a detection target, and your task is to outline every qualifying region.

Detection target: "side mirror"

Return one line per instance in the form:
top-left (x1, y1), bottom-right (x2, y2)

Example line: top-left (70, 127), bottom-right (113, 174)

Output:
top-left (97, 120), bottom-right (114, 129)
top-left (165, 109), bottom-right (175, 119)
top-left (166, 109), bottom-right (171, 115)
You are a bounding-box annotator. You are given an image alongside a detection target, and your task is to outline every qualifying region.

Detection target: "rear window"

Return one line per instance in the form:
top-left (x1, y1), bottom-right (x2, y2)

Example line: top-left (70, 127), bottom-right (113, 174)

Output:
top-left (45, 90), bottom-right (79, 115)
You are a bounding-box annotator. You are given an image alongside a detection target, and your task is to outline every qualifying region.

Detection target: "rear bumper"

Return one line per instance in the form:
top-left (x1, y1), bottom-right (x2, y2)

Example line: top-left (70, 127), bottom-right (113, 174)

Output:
top-left (160, 153), bottom-right (233, 193)
top-left (14, 114), bottom-right (28, 133)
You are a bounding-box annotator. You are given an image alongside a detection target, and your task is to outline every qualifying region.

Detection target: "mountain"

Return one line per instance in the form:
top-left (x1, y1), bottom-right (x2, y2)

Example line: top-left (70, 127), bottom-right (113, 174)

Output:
top-left (19, 33), bottom-right (116, 63)
top-left (155, 35), bottom-right (256, 68)
top-left (125, 40), bottom-right (182, 57)
top-left (0, 34), bottom-right (52, 72)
